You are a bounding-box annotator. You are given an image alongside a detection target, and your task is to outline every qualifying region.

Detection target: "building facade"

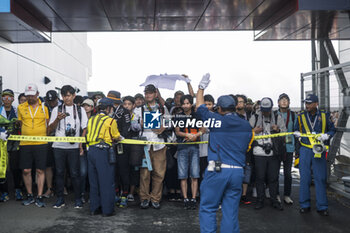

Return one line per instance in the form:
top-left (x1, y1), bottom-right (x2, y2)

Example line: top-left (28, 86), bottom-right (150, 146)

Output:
top-left (0, 33), bottom-right (91, 103)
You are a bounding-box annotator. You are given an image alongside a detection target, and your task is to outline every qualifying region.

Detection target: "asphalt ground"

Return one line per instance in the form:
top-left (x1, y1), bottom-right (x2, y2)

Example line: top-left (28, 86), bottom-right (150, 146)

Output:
top-left (1, 175), bottom-right (350, 233)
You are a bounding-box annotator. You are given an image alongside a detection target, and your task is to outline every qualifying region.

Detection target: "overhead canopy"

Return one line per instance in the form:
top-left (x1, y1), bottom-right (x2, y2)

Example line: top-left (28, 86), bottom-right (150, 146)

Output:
top-left (1, 0), bottom-right (350, 43)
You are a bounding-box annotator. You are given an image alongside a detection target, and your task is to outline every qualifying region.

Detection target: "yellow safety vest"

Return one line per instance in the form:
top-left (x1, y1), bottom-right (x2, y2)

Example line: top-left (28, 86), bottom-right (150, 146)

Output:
top-left (298, 111), bottom-right (326, 149)
top-left (86, 114), bottom-right (110, 146)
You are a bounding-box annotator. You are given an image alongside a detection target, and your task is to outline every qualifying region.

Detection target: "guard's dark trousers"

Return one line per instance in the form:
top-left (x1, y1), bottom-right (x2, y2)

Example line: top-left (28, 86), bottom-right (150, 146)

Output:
top-left (88, 146), bottom-right (115, 215)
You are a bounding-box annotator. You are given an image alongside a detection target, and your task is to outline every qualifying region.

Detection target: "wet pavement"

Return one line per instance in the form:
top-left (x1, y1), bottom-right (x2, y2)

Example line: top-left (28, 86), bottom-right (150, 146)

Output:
top-left (1, 176), bottom-right (350, 233)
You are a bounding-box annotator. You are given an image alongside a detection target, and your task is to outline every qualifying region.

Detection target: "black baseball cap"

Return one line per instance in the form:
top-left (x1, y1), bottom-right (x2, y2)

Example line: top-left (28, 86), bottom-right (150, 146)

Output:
top-left (134, 93), bottom-right (144, 99)
top-left (45, 90), bottom-right (58, 101)
top-left (278, 93), bottom-right (290, 102)
top-left (2, 89), bottom-right (14, 97)
top-left (144, 84), bottom-right (157, 93)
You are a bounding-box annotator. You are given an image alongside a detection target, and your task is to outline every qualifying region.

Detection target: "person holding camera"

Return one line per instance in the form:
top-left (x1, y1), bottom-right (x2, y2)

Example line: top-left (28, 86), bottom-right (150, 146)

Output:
top-left (48, 85), bottom-right (88, 209)
top-left (249, 97), bottom-right (287, 211)
top-left (275, 93), bottom-right (297, 205)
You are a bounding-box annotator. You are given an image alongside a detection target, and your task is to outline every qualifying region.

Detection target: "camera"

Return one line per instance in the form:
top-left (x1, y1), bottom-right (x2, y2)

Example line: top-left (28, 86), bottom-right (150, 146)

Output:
top-left (65, 125), bottom-right (76, 144)
top-left (64, 112), bottom-right (70, 116)
top-left (65, 128), bottom-right (76, 137)
top-left (263, 143), bottom-right (272, 154)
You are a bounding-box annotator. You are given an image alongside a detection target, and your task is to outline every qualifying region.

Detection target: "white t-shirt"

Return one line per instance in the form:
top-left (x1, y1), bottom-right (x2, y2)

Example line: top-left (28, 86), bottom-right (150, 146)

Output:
top-left (49, 104), bottom-right (88, 149)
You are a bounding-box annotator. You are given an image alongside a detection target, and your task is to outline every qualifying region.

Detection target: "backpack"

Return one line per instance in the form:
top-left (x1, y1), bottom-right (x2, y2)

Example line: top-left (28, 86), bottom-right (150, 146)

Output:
top-left (273, 110), bottom-right (296, 128)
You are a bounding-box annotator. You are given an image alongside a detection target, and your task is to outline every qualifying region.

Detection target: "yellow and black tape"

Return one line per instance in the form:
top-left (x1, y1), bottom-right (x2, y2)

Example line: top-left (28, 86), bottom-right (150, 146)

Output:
top-left (254, 132), bottom-right (321, 140)
top-left (8, 135), bottom-right (86, 143)
top-left (120, 139), bottom-right (208, 145)
top-left (7, 132), bottom-right (321, 145)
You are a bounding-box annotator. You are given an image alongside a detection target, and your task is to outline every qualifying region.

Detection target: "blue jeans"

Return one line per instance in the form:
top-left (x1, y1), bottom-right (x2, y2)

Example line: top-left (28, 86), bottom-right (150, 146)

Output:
top-left (80, 153), bottom-right (88, 195)
top-left (54, 148), bottom-right (81, 200)
top-left (177, 145), bottom-right (200, 179)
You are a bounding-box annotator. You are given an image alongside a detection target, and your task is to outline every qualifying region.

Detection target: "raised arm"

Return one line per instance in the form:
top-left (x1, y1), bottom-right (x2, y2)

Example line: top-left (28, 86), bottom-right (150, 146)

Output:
top-left (196, 73), bottom-right (210, 109)
top-left (156, 88), bottom-right (166, 107)
top-left (182, 74), bottom-right (195, 97)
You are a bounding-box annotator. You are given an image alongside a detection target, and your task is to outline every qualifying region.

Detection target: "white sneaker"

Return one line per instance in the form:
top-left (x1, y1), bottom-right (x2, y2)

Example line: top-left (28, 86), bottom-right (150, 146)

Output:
top-left (276, 195), bottom-right (281, 203)
top-left (284, 196), bottom-right (293, 205)
top-left (127, 194), bottom-right (135, 202)
top-left (265, 188), bottom-right (270, 198)
top-left (252, 187), bottom-right (257, 198)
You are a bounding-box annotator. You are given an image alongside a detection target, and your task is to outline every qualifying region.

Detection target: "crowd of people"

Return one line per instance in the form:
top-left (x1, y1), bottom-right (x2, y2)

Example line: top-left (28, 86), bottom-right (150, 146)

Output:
top-left (0, 74), bottom-right (336, 232)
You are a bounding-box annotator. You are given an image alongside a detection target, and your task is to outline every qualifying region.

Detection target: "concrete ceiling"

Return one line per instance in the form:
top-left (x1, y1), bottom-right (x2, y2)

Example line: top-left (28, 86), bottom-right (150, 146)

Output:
top-left (0, 0), bottom-right (350, 43)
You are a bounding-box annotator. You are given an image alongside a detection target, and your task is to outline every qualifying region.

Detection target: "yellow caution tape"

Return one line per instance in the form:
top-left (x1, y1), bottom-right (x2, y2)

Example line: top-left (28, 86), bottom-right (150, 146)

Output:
top-left (0, 141), bottom-right (8, 179)
top-left (254, 132), bottom-right (321, 140)
top-left (6, 132), bottom-right (321, 145)
top-left (7, 135), bottom-right (207, 145)
top-left (8, 135), bottom-right (86, 143)
top-left (120, 139), bottom-right (208, 145)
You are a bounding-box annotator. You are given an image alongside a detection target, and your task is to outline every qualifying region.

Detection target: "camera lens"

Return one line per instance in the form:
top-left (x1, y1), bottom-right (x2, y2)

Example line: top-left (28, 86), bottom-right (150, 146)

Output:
top-left (263, 143), bottom-right (272, 154)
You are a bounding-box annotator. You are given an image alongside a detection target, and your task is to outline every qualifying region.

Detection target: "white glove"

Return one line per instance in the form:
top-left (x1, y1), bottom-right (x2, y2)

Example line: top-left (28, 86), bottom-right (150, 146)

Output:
top-left (0, 131), bottom-right (8, 141)
top-left (185, 78), bottom-right (191, 84)
top-left (293, 131), bottom-right (301, 138)
top-left (318, 134), bottom-right (330, 141)
top-left (198, 73), bottom-right (211, 90)
top-left (182, 74), bottom-right (191, 83)
top-left (119, 136), bottom-right (125, 141)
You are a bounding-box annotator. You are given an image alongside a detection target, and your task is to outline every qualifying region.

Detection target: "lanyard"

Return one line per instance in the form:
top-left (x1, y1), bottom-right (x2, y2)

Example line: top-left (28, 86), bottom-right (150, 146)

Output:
top-left (285, 110), bottom-right (290, 128)
top-left (306, 112), bottom-right (318, 132)
top-left (63, 104), bottom-right (77, 130)
top-left (28, 104), bottom-right (40, 129)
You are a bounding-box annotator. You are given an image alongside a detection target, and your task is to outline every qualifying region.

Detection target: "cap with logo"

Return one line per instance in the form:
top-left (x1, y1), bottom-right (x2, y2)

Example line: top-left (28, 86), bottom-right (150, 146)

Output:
top-left (25, 84), bottom-right (38, 96)
top-left (45, 90), bottom-right (58, 101)
top-left (217, 95), bottom-right (236, 108)
top-left (2, 89), bottom-right (14, 97)
top-left (304, 94), bottom-right (318, 103)
top-left (82, 98), bottom-right (94, 107)
top-left (144, 84), bottom-right (157, 93)
top-left (260, 97), bottom-right (273, 112)
top-left (97, 97), bottom-right (114, 107)
top-left (107, 90), bottom-right (122, 104)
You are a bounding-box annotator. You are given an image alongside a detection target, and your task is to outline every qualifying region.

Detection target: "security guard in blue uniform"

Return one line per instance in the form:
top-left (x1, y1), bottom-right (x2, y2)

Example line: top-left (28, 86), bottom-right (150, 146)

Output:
top-left (86, 98), bottom-right (121, 217)
top-left (196, 74), bottom-right (253, 233)
top-left (294, 94), bottom-right (335, 216)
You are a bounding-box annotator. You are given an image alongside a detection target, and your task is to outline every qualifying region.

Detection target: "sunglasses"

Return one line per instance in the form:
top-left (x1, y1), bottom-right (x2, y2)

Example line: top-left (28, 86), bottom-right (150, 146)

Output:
top-left (2, 96), bottom-right (14, 101)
